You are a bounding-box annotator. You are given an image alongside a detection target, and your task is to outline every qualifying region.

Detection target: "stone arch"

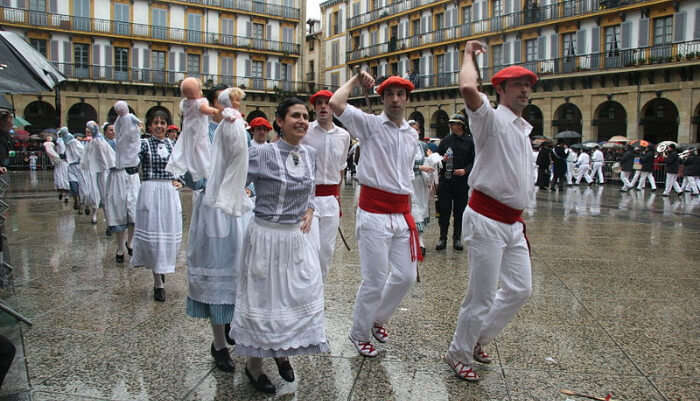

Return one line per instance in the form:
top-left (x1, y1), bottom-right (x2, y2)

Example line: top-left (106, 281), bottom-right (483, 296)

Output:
top-left (692, 103), bottom-right (700, 144)
top-left (641, 98), bottom-right (678, 144)
top-left (523, 104), bottom-right (543, 139)
top-left (409, 111), bottom-right (425, 138)
top-left (553, 103), bottom-right (582, 137)
top-left (67, 102), bottom-right (97, 135)
top-left (106, 104), bottom-right (137, 124)
top-left (430, 109), bottom-right (450, 139)
top-left (23, 100), bottom-right (57, 134)
top-left (594, 100), bottom-right (627, 142)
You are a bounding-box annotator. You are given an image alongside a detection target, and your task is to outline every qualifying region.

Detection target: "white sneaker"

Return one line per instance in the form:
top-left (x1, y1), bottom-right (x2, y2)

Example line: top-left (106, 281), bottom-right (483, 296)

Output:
top-left (371, 324), bottom-right (389, 343)
top-left (348, 335), bottom-right (378, 357)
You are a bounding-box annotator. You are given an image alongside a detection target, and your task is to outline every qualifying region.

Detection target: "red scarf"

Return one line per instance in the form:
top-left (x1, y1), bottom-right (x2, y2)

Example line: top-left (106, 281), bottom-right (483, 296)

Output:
top-left (359, 186), bottom-right (423, 262)
top-left (468, 190), bottom-right (530, 253)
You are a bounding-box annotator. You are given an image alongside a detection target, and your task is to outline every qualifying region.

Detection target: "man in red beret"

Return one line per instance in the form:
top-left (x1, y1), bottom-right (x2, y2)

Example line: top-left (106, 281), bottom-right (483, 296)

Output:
top-left (249, 117), bottom-right (272, 147)
top-left (166, 124), bottom-right (179, 142)
top-left (329, 73), bottom-right (421, 358)
top-left (301, 90), bottom-right (351, 283)
top-left (444, 41), bottom-right (537, 382)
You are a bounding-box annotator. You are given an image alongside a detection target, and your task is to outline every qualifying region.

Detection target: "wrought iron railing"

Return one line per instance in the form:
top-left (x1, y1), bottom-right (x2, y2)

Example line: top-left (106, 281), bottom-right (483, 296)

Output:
top-left (172, 0), bottom-right (300, 19)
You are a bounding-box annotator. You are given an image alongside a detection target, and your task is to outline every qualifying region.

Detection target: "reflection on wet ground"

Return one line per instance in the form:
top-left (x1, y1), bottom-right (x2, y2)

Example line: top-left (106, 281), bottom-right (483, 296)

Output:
top-left (0, 171), bottom-right (698, 401)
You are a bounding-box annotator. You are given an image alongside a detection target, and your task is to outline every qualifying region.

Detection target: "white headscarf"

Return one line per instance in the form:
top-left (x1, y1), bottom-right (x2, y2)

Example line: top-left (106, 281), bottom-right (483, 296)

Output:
top-left (81, 120), bottom-right (115, 172)
top-left (113, 101), bottom-right (141, 169)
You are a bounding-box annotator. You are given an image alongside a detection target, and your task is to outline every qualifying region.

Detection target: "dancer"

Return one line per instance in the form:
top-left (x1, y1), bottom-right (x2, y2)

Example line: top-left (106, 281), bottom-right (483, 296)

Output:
top-left (575, 149), bottom-right (591, 185)
top-left (230, 98), bottom-right (327, 394)
top-left (566, 145), bottom-right (577, 185)
top-left (330, 74), bottom-right (421, 357)
top-left (662, 144), bottom-right (682, 196)
top-left (411, 137), bottom-right (435, 256)
top-left (186, 87), bottom-right (252, 373)
top-left (445, 42), bottom-right (536, 382)
top-left (43, 136), bottom-right (70, 201)
top-left (301, 90), bottom-right (351, 282)
top-left (108, 101), bottom-right (143, 262)
top-left (165, 77), bottom-right (218, 181)
top-left (130, 110), bottom-right (182, 302)
top-left (636, 146), bottom-right (657, 191)
top-left (590, 145), bottom-right (605, 184)
top-left (81, 121), bottom-right (115, 224)
top-left (58, 127), bottom-right (85, 212)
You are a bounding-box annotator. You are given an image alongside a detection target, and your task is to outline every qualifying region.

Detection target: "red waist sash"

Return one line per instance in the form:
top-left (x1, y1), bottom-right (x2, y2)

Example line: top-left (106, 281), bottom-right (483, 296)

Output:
top-left (359, 186), bottom-right (423, 262)
top-left (468, 190), bottom-right (530, 253)
top-left (315, 184), bottom-right (342, 217)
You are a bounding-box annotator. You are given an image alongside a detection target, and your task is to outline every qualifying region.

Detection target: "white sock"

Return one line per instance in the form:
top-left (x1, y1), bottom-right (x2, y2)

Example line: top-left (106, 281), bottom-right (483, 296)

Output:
top-left (247, 357), bottom-right (263, 378)
top-left (419, 234), bottom-right (424, 248)
top-left (153, 272), bottom-right (164, 288)
top-left (212, 324), bottom-right (227, 351)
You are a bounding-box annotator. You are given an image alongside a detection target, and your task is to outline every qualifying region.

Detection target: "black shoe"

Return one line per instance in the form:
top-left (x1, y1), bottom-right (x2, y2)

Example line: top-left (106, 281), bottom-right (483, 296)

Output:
top-left (275, 357), bottom-right (295, 382)
top-left (73, 202), bottom-right (80, 210)
top-left (154, 287), bottom-right (166, 302)
top-left (420, 246), bottom-right (426, 257)
top-left (85, 207), bottom-right (91, 215)
top-left (116, 253), bottom-right (124, 263)
top-left (453, 240), bottom-right (463, 251)
top-left (245, 368), bottom-right (276, 394)
top-left (58, 193), bottom-right (63, 200)
top-left (435, 239), bottom-right (447, 250)
top-left (105, 228), bottom-right (112, 236)
top-left (64, 198), bottom-right (69, 203)
top-left (126, 242), bottom-right (133, 256)
top-left (160, 273), bottom-right (165, 283)
top-left (210, 343), bottom-right (235, 372)
top-left (224, 323), bottom-right (235, 345)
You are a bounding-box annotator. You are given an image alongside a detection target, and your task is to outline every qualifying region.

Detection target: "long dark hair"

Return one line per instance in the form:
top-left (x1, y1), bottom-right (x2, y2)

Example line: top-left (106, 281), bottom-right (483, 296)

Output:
top-left (275, 97), bottom-right (307, 138)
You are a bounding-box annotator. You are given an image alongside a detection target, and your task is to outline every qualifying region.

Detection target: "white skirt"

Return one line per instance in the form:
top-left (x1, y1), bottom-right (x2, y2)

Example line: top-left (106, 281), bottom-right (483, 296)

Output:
top-left (105, 169), bottom-right (141, 227)
top-left (53, 160), bottom-right (70, 190)
top-left (231, 217), bottom-right (328, 358)
top-left (79, 168), bottom-right (100, 208)
top-left (187, 191), bottom-right (252, 305)
top-left (131, 180), bottom-right (182, 274)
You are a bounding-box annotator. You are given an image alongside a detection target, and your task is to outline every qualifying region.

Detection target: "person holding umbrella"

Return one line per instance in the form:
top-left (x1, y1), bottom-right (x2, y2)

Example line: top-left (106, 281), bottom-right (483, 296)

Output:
top-left (636, 146), bottom-right (657, 191)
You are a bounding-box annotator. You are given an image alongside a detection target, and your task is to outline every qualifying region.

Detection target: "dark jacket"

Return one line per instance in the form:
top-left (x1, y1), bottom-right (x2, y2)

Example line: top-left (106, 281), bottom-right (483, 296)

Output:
top-left (551, 146), bottom-right (568, 175)
top-left (640, 151), bottom-right (655, 172)
top-left (682, 153), bottom-right (700, 177)
top-left (0, 130), bottom-right (10, 167)
top-left (437, 133), bottom-right (475, 180)
top-left (536, 147), bottom-right (551, 169)
top-left (665, 150), bottom-right (680, 174)
top-left (620, 150), bottom-right (635, 172)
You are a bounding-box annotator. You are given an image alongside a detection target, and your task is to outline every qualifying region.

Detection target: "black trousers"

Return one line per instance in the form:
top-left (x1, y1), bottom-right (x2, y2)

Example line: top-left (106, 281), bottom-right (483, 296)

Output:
top-left (550, 170), bottom-right (566, 189)
top-left (438, 177), bottom-right (468, 241)
top-left (0, 334), bottom-right (16, 387)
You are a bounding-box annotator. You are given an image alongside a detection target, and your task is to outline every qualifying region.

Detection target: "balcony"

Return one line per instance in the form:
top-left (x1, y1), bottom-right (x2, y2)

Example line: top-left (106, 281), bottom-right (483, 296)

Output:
top-left (163, 0), bottom-right (300, 20)
top-left (0, 7), bottom-right (300, 55)
top-left (348, 0), bottom-right (448, 29)
top-left (370, 40), bottom-right (700, 92)
top-left (347, 0), bottom-right (645, 59)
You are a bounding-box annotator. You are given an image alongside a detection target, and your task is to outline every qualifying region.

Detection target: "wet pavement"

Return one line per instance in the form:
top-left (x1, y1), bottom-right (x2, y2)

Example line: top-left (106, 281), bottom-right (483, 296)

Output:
top-left (0, 170), bottom-right (698, 401)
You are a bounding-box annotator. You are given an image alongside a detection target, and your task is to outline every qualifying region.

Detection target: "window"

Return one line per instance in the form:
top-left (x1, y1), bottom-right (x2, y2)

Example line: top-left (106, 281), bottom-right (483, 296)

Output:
top-left (309, 60), bottom-right (315, 74)
top-left (187, 54), bottom-right (200, 76)
top-left (283, 27), bottom-right (295, 53)
top-left (605, 25), bottom-right (620, 55)
top-left (115, 47), bottom-right (128, 80)
top-left (188, 13), bottom-right (202, 42)
top-left (73, 0), bottom-right (89, 31)
top-left (30, 39), bottom-right (47, 57)
top-left (391, 62), bottom-right (398, 75)
top-left (221, 56), bottom-right (234, 85)
top-left (332, 41), bottom-right (339, 66)
top-left (252, 23), bottom-right (264, 39)
top-left (653, 16), bottom-right (673, 45)
top-left (280, 63), bottom-right (292, 90)
top-left (525, 39), bottom-right (537, 61)
top-left (563, 32), bottom-right (576, 57)
top-left (462, 6), bottom-right (471, 23)
top-left (29, 0), bottom-right (47, 25)
top-left (114, 3), bottom-right (130, 35)
top-left (251, 60), bottom-right (263, 89)
top-left (73, 43), bottom-right (89, 78)
top-left (412, 19), bottom-right (420, 36)
top-left (152, 50), bottom-right (165, 82)
top-left (353, 35), bottom-right (360, 50)
top-left (331, 71), bottom-right (339, 89)
top-left (333, 11), bottom-right (340, 35)
top-left (152, 8), bottom-right (167, 40)
top-left (353, 2), bottom-right (360, 17)
top-left (492, 44), bottom-right (503, 71)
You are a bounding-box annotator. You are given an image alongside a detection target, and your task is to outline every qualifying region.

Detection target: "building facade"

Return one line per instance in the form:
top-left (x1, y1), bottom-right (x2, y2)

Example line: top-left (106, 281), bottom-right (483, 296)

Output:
top-left (323, 0), bottom-right (700, 144)
top-left (1, 0), bottom-right (306, 134)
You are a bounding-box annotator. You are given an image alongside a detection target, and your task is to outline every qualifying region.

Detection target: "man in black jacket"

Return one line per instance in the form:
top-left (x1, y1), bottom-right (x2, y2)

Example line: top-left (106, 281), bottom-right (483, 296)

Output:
top-left (636, 146), bottom-right (657, 190)
top-left (436, 114), bottom-right (475, 251)
top-left (619, 145), bottom-right (636, 191)
top-left (681, 148), bottom-right (699, 195)
top-left (549, 142), bottom-right (567, 191)
top-left (662, 144), bottom-right (682, 196)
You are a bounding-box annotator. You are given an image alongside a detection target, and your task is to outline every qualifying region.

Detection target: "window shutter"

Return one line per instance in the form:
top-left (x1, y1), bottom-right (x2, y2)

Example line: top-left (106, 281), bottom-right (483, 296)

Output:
top-left (505, 0), bottom-right (512, 15)
top-left (513, 39), bottom-right (521, 63)
top-left (203, 54), bottom-right (209, 74)
top-left (421, 16), bottom-right (426, 34)
top-left (452, 8), bottom-right (458, 27)
top-left (538, 36), bottom-right (546, 60)
top-left (327, 13), bottom-right (332, 36)
top-left (105, 45), bottom-right (112, 79)
top-left (621, 21), bottom-right (631, 49)
top-left (695, 8), bottom-right (700, 40)
top-left (266, 61), bottom-right (271, 78)
top-left (50, 40), bottom-right (58, 62)
top-left (246, 21), bottom-right (252, 37)
top-left (267, 24), bottom-right (272, 40)
top-left (482, 50), bottom-right (488, 73)
top-left (179, 52), bottom-right (185, 72)
top-left (550, 34), bottom-right (558, 59)
top-left (481, 0), bottom-right (488, 20)
top-left (132, 47), bottom-right (139, 70)
top-left (276, 62), bottom-right (282, 80)
top-left (245, 59), bottom-right (251, 77)
top-left (49, 0), bottom-right (57, 12)
top-left (673, 12), bottom-right (686, 43)
top-left (513, 0), bottom-right (521, 12)
top-left (591, 26), bottom-right (600, 53)
top-left (339, 8), bottom-right (343, 32)
top-left (142, 48), bottom-right (150, 81)
top-left (63, 41), bottom-right (71, 76)
top-left (473, 3), bottom-right (479, 22)
top-left (577, 29), bottom-right (586, 55)
top-left (504, 41), bottom-right (511, 64)
top-left (454, 49), bottom-right (460, 71)
top-left (93, 45), bottom-right (100, 77)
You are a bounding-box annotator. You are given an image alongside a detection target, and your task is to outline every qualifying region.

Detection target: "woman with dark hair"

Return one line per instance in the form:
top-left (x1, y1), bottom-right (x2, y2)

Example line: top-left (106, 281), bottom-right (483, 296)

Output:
top-left (229, 97), bottom-right (328, 394)
top-left (131, 109), bottom-right (183, 302)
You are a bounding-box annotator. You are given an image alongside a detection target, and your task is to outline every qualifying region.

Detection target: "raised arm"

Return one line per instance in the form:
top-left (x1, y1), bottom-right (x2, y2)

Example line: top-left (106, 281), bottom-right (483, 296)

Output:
top-left (329, 71), bottom-right (375, 117)
top-left (460, 41), bottom-right (488, 111)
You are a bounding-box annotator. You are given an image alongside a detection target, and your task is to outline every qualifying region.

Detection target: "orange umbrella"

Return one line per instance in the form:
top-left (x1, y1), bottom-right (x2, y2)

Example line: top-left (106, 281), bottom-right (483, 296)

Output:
top-left (629, 139), bottom-right (650, 147)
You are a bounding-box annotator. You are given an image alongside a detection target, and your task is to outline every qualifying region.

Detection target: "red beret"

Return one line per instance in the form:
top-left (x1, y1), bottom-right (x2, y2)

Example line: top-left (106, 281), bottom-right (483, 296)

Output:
top-left (249, 117), bottom-right (272, 130)
top-left (375, 76), bottom-right (414, 96)
top-left (491, 66), bottom-right (538, 87)
top-left (310, 90), bottom-right (334, 105)
top-left (166, 125), bottom-right (179, 132)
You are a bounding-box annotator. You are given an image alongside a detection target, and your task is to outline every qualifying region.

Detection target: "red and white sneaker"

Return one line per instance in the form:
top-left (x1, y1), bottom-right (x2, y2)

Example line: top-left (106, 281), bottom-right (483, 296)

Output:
top-left (444, 353), bottom-right (481, 382)
top-left (371, 324), bottom-right (389, 343)
top-left (473, 343), bottom-right (492, 364)
top-left (349, 335), bottom-right (378, 357)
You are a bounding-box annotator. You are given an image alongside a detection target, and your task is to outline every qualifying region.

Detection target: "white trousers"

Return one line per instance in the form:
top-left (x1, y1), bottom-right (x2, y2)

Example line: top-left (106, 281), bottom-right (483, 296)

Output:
top-left (566, 162), bottom-right (575, 184)
top-left (663, 173), bottom-right (682, 195)
top-left (312, 195), bottom-right (341, 283)
top-left (448, 207), bottom-right (532, 364)
top-left (350, 209), bottom-right (416, 342)
top-left (682, 176), bottom-right (699, 194)
top-left (620, 171), bottom-right (639, 189)
top-left (575, 166), bottom-right (591, 184)
top-left (590, 162), bottom-right (604, 183)
top-left (636, 171), bottom-right (657, 190)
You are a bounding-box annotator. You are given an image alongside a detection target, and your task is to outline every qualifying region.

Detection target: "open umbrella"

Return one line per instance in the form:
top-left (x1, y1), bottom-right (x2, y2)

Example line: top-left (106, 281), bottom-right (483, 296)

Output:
top-left (13, 116), bottom-right (30, 127)
top-left (532, 137), bottom-right (553, 146)
top-left (601, 141), bottom-right (623, 149)
top-left (0, 31), bottom-right (65, 94)
top-left (608, 135), bottom-right (629, 142)
top-left (570, 143), bottom-right (583, 150)
top-left (582, 140), bottom-right (598, 149)
top-left (629, 139), bottom-right (650, 147)
top-left (656, 140), bottom-right (678, 153)
top-left (554, 130), bottom-right (581, 139)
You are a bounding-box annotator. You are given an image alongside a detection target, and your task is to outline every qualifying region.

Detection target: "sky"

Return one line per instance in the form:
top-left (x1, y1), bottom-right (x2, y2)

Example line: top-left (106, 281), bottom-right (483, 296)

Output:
top-left (307, 0), bottom-right (321, 21)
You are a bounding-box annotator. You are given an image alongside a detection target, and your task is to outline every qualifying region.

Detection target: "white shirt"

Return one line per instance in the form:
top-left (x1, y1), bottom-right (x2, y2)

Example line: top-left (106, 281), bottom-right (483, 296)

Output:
top-left (250, 140), bottom-right (266, 148)
top-left (465, 93), bottom-right (534, 210)
top-left (302, 120), bottom-right (351, 185)
top-left (567, 149), bottom-right (577, 163)
top-left (591, 149), bottom-right (604, 163)
top-left (336, 104), bottom-right (417, 195)
top-left (577, 152), bottom-right (590, 167)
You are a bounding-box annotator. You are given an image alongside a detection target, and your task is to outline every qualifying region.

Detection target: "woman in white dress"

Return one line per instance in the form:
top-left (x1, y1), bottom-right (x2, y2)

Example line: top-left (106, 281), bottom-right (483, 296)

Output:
top-left (411, 140), bottom-right (439, 256)
top-left (57, 127), bottom-right (85, 212)
top-left (43, 136), bottom-right (70, 201)
top-left (230, 98), bottom-right (328, 394)
top-left (130, 111), bottom-right (182, 302)
top-left (80, 121), bottom-right (115, 224)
